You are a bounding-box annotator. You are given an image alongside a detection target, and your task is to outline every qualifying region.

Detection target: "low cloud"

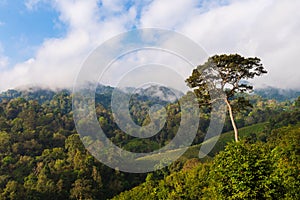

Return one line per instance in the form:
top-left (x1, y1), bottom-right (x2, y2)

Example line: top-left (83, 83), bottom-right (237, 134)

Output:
top-left (0, 56), bottom-right (8, 69)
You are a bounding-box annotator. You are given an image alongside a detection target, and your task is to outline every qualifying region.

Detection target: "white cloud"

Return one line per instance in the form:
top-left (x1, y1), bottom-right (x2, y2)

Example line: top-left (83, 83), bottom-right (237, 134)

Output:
top-left (101, 0), bottom-right (127, 13)
top-left (24, 0), bottom-right (44, 10)
top-left (139, 0), bottom-right (300, 89)
top-left (140, 0), bottom-right (198, 28)
top-left (0, 56), bottom-right (8, 69)
top-left (0, 0), bottom-right (138, 91)
top-left (1, 0), bottom-right (300, 91)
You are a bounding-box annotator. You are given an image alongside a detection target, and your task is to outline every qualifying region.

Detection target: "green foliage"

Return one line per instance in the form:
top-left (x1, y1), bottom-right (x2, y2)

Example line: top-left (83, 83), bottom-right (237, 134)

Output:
top-left (114, 124), bottom-right (300, 200)
top-left (209, 141), bottom-right (274, 199)
top-left (0, 89), bottom-right (298, 200)
top-left (267, 125), bottom-right (300, 199)
top-left (113, 162), bottom-right (211, 200)
top-left (295, 96), bottom-right (300, 107)
top-left (0, 91), bottom-right (148, 199)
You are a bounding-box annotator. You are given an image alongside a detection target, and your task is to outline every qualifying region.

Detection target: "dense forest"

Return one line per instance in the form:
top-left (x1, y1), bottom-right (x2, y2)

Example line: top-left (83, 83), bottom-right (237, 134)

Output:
top-left (114, 111), bottom-right (300, 199)
top-left (0, 86), bottom-right (299, 199)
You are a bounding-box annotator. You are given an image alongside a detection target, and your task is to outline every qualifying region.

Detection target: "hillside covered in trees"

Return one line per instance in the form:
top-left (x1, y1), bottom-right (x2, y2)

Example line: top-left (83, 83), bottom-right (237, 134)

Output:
top-left (0, 86), bottom-right (299, 199)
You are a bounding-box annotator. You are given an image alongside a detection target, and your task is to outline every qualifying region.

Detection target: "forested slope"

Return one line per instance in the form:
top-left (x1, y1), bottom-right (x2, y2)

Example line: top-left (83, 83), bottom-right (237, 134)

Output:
top-left (0, 89), bottom-right (299, 199)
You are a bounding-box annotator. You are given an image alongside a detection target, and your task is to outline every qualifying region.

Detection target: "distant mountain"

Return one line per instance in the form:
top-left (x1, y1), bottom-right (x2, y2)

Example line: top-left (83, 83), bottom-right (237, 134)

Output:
top-left (254, 86), bottom-right (300, 102)
top-left (94, 84), bottom-right (182, 109)
top-left (2, 84), bottom-right (299, 105)
top-left (0, 84), bottom-right (183, 109)
top-left (0, 87), bottom-right (61, 104)
top-left (121, 85), bottom-right (184, 103)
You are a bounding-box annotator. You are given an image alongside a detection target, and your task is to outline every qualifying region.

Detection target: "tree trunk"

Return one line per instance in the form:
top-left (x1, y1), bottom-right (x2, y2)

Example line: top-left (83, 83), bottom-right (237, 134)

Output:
top-left (225, 98), bottom-right (239, 142)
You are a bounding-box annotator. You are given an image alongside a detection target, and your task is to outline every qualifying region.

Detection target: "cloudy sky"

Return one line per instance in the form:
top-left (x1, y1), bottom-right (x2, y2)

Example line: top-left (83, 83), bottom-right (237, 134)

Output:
top-left (0, 0), bottom-right (299, 91)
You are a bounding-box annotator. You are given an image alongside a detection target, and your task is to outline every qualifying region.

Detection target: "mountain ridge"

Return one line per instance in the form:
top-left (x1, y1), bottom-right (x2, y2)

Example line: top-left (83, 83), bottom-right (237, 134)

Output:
top-left (1, 85), bottom-right (299, 104)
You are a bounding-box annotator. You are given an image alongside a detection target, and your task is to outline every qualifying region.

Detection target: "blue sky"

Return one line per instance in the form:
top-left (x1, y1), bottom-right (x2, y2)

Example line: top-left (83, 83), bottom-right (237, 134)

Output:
top-left (0, 0), bottom-right (230, 66)
top-left (0, 0), bottom-right (66, 65)
top-left (0, 0), bottom-right (299, 91)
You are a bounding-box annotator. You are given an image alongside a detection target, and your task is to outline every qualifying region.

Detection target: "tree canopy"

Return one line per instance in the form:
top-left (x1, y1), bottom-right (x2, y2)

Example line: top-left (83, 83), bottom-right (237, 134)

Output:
top-left (186, 54), bottom-right (267, 141)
